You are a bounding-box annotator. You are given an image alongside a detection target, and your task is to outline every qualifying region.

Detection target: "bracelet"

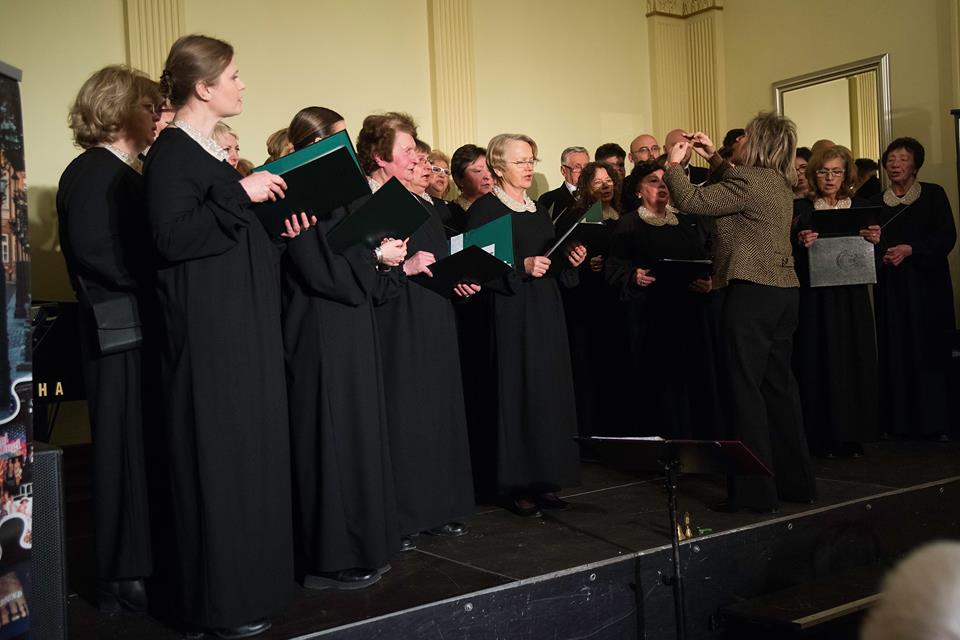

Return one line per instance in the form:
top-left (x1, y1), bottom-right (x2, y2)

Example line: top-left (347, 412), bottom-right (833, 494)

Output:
top-left (374, 246), bottom-right (383, 263)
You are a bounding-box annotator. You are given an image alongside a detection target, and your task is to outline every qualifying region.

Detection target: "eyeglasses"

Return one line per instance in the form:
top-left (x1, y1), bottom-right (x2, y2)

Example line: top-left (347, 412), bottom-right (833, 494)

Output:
top-left (430, 165), bottom-right (451, 177)
top-left (509, 159), bottom-right (538, 168)
top-left (632, 146), bottom-right (661, 156)
top-left (815, 169), bottom-right (846, 177)
top-left (562, 164), bottom-right (586, 172)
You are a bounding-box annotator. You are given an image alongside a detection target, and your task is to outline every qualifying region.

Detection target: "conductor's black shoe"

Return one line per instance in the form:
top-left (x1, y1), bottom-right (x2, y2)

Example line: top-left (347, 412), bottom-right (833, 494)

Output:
top-left (710, 502), bottom-right (778, 515)
top-left (303, 568), bottom-right (381, 590)
top-left (96, 578), bottom-right (148, 614)
top-left (504, 498), bottom-right (542, 518)
top-left (211, 620), bottom-right (272, 639)
top-left (537, 493), bottom-right (570, 510)
top-left (426, 522), bottom-right (469, 537)
top-left (400, 536), bottom-right (418, 552)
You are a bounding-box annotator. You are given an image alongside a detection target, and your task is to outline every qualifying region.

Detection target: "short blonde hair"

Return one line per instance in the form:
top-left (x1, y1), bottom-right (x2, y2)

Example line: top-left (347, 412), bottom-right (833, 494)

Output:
top-left (738, 112), bottom-right (798, 187)
top-left (213, 121), bottom-right (237, 144)
top-left (486, 133), bottom-right (539, 185)
top-left (807, 144), bottom-right (857, 199)
top-left (68, 65), bottom-right (161, 149)
top-left (428, 150), bottom-right (450, 167)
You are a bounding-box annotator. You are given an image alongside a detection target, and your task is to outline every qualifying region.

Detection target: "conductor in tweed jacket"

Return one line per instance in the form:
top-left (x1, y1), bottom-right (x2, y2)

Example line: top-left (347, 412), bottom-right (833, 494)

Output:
top-left (663, 113), bottom-right (816, 513)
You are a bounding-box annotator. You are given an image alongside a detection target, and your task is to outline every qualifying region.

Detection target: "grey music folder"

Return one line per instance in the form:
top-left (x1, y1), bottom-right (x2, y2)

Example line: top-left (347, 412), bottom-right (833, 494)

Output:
top-left (808, 236), bottom-right (876, 287)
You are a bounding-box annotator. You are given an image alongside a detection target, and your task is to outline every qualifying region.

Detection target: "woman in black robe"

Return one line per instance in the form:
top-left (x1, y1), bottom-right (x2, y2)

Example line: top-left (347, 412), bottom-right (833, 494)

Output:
top-left (144, 36), bottom-right (308, 638)
top-left (870, 137), bottom-right (956, 439)
top-left (791, 145), bottom-right (880, 456)
top-left (467, 133), bottom-right (587, 517)
top-left (281, 107), bottom-right (408, 589)
top-left (56, 65), bottom-right (161, 613)
top-left (371, 134), bottom-right (477, 548)
top-left (605, 161), bottom-right (721, 439)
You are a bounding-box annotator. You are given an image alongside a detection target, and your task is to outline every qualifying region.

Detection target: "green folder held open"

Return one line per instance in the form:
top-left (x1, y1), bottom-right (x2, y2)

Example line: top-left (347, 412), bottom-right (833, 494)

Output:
top-left (448, 213), bottom-right (514, 267)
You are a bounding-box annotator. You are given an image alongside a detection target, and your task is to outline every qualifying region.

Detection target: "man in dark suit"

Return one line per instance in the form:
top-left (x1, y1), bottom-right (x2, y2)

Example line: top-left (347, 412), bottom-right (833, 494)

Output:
top-left (538, 146), bottom-right (589, 220)
top-left (665, 129), bottom-right (709, 184)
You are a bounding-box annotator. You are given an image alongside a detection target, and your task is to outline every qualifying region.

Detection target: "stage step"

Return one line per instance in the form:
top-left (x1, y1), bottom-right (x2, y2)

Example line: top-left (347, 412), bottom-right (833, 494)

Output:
top-left (718, 563), bottom-right (887, 633)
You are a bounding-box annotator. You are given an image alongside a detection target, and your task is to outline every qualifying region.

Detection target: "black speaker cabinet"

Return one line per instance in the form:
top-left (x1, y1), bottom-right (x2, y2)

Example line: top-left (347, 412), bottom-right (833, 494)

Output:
top-left (29, 443), bottom-right (67, 640)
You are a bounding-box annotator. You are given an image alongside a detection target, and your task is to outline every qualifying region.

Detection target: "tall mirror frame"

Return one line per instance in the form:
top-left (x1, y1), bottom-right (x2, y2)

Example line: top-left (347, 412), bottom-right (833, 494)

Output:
top-left (774, 54), bottom-right (892, 176)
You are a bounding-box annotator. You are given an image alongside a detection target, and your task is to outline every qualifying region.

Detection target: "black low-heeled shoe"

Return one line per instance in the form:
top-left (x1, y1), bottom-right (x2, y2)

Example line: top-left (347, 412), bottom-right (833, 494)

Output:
top-left (536, 493), bottom-right (570, 510)
top-left (304, 568), bottom-right (381, 591)
top-left (425, 522), bottom-right (469, 537)
top-left (96, 578), bottom-right (148, 614)
top-left (400, 535), bottom-right (418, 552)
top-left (504, 498), bottom-right (542, 518)
top-left (213, 620), bottom-right (272, 639)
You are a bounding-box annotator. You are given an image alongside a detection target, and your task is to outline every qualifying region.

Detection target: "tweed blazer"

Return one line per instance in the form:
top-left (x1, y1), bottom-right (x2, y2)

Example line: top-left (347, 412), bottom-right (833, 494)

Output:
top-left (663, 162), bottom-right (799, 289)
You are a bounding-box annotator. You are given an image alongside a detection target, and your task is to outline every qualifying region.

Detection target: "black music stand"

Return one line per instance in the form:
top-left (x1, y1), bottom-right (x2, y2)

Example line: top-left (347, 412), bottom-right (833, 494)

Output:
top-left (578, 437), bottom-right (772, 640)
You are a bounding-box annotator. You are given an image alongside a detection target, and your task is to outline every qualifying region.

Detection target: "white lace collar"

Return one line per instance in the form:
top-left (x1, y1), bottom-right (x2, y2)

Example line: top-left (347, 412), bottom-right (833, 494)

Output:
top-left (454, 194), bottom-right (473, 211)
top-left (638, 204), bottom-right (679, 226)
top-left (883, 181), bottom-right (921, 207)
top-left (172, 119), bottom-right (228, 162)
top-left (493, 185), bottom-right (537, 213)
top-left (813, 197), bottom-right (852, 210)
top-left (602, 206), bottom-right (620, 221)
top-left (418, 192), bottom-right (434, 205)
top-left (367, 177), bottom-right (382, 193)
top-left (101, 144), bottom-right (142, 174)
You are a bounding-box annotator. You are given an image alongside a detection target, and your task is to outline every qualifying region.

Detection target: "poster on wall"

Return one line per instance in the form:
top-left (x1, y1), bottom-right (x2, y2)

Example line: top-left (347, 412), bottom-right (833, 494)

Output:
top-left (0, 60), bottom-right (32, 640)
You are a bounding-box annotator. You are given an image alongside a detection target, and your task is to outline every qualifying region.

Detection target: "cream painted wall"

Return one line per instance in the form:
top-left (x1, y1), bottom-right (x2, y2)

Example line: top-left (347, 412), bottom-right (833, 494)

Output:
top-left (470, 0), bottom-right (654, 196)
top-left (782, 78), bottom-right (851, 150)
top-left (722, 0), bottom-right (959, 321)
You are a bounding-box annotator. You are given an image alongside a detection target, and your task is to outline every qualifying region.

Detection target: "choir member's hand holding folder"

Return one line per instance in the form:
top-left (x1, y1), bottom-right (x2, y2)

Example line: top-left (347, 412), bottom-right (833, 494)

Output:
top-left (409, 213), bottom-right (514, 298)
top-left (648, 258), bottom-right (713, 288)
top-left (326, 178), bottom-right (430, 253)
top-left (252, 129), bottom-right (370, 237)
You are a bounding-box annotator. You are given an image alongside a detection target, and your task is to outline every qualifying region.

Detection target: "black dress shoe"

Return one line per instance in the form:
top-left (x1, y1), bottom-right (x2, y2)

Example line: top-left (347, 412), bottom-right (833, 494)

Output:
top-left (211, 620), bottom-right (272, 639)
top-left (400, 536), bottom-right (417, 552)
top-left (425, 522), bottom-right (469, 537)
top-left (537, 493), bottom-right (570, 510)
top-left (303, 568), bottom-right (381, 590)
top-left (96, 578), bottom-right (148, 614)
top-left (504, 498), bottom-right (541, 518)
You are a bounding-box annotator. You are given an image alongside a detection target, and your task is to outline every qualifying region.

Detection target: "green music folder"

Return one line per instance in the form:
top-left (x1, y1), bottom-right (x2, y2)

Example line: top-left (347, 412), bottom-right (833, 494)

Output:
top-left (326, 177), bottom-right (430, 253)
top-left (449, 213), bottom-right (515, 267)
top-left (253, 130), bottom-right (369, 237)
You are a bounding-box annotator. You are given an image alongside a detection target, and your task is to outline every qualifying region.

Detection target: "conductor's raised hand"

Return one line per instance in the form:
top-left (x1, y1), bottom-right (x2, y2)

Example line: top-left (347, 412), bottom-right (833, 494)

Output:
top-left (524, 256), bottom-right (551, 278)
top-left (281, 212), bottom-right (317, 239)
top-left (403, 250), bottom-right (436, 277)
top-left (379, 238), bottom-right (407, 267)
top-left (685, 131), bottom-right (717, 159)
top-left (240, 171), bottom-right (286, 203)
top-left (566, 243), bottom-right (587, 268)
top-left (634, 267), bottom-right (656, 287)
top-left (454, 283), bottom-right (481, 298)
top-left (667, 141), bottom-right (690, 165)
top-left (797, 229), bottom-right (819, 248)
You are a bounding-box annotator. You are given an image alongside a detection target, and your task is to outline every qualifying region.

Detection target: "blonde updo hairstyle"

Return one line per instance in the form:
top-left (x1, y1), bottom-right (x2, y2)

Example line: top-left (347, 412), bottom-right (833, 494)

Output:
top-left (68, 65), bottom-right (161, 149)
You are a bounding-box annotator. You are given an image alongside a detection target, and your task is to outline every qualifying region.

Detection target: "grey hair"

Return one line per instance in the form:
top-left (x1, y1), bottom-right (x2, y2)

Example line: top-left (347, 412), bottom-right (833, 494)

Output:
top-left (860, 541), bottom-right (960, 640)
top-left (560, 146), bottom-right (589, 165)
top-left (738, 112), bottom-right (797, 187)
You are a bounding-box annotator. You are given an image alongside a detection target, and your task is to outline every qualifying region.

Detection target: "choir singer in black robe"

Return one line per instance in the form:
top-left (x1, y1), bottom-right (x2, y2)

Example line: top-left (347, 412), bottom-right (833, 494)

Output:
top-left (281, 107), bottom-right (408, 590)
top-left (57, 65), bottom-right (161, 614)
top-left (467, 133), bottom-right (587, 517)
top-left (144, 35), bottom-right (310, 639)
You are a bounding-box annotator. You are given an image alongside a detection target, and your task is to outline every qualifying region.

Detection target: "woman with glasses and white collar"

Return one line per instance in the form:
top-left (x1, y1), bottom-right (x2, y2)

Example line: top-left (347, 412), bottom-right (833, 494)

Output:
top-left (791, 144), bottom-right (880, 458)
top-left (466, 133), bottom-right (587, 518)
top-left (57, 64), bottom-right (161, 616)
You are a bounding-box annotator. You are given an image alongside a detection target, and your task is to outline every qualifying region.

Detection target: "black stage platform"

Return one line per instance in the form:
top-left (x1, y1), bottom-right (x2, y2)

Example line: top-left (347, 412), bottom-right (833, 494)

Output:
top-left (63, 441), bottom-right (960, 639)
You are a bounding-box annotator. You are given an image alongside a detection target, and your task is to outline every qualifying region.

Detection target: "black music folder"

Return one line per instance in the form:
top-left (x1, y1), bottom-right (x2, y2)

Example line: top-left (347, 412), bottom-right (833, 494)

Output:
top-left (326, 177), bottom-right (430, 253)
top-left (648, 258), bottom-right (713, 287)
top-left (411, 245), bottom-right (513, 298)
top-left (253, 130), bottom-right (370, 237)
top-left (547, 202), bottom-right (602, 257)
top-left (810, 206), bottom-right (885, 237)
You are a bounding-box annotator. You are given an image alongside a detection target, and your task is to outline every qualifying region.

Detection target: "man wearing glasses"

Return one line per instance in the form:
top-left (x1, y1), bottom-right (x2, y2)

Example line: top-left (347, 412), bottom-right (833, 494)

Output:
top-left (622, 134), bottom-right (660, 210)
top-left (538, 146), bottom-right (589, 220)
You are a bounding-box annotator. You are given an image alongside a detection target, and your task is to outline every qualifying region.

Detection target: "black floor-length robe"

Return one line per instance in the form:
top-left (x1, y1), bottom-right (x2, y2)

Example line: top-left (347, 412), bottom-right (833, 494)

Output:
top-left (282, 202), bottom-right (399, 572)
top-left (466, 193), bottom-right (580, 493)
top-left (373, 197), bottom-right (474, 535)
top-left (791, 198), bottom-right (879, 454)
top-left (57, 148), bottom-right (153, 581)
top-left (870, 183), bottom-right (957, 437)
top-left (604, 211), bottom-right (723, 439)
top-left (144, 128), bottom-right (293, 628)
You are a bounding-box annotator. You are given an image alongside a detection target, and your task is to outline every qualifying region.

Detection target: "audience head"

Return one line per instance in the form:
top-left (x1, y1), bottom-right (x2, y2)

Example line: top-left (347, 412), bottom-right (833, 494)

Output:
top-left (451, 144), bottom-right (493, 202)
top-left (629, 134), bottom-right (660, 165)
top-left (426, 149), bottom-right (451, 199)
top-left (287, 106), bottom-right (345, 152)
top-left (487, 133), bottom-right (539, 193)
top-left (735, 112), bottom-right (798, 187)
top-left (722, 128), bottom-right (746, 149)
top-left (810, 138), bottom-right (835, 156)
top-left (574, 161), bottom-right (621, 212)
top-left (861, 541), bottom-right (960, 640)
top-left (559, 146), bottom-right (589, 189)
top-left (213, 121), bottom-right (240, 168)
top-left (807, 144), bottom-right (856, 201)
top-left (68, 65), bottom-right (162, 152)
top-left (633, 160), bottom-right (669, 211)
top-left (595, 143), bottom-right (626, 180)
top-left (664, 129), bottom-right (693, 165)
top-left (356, 112), bottom-right (418, 181)
top-left (266, 128), bottom-right (292, 161)
top-left (794, 146), bottom-right (812, 195)
top-left (161, 35), bottom-right (239, 116)
top-left (882, 137), bottom-right (924, 187)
